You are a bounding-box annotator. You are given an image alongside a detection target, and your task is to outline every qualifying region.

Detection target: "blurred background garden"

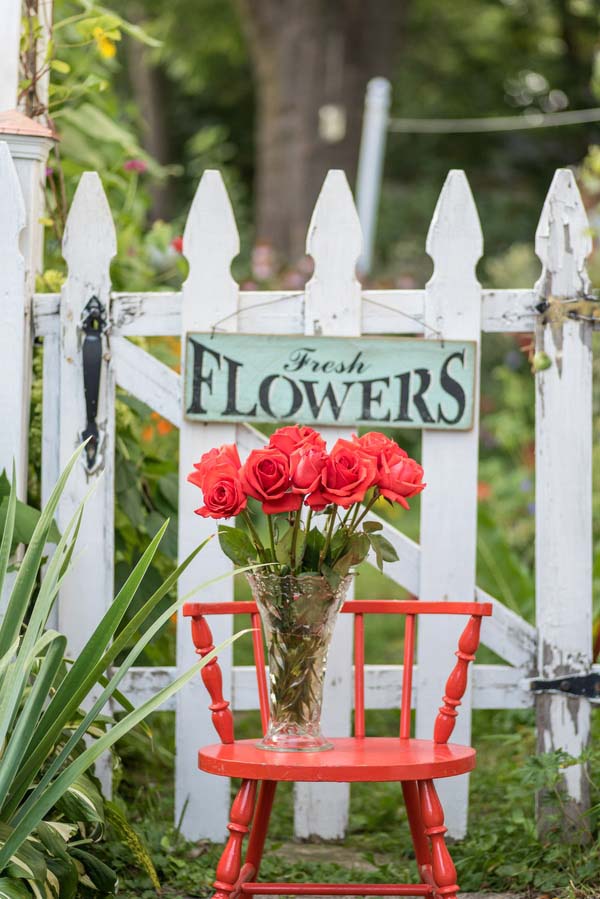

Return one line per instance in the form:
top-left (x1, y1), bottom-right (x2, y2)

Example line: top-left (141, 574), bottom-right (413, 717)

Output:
top-left (18, 0), bottom-right (600, 896)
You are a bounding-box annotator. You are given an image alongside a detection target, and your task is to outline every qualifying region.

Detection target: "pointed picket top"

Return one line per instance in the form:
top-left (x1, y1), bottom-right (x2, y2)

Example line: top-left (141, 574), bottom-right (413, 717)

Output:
top-left (305, 170), bottom-right (362, 335)
top-left (534, 169), bottom-right (591, 299)
top-left (62, 172), bottom-right (116, 287)
top-left (306, 169), bottom-right (362, 284)
top-left (0, 141), bottom-right (26, 258)
top-left (426, 170), bottom-right (482, 277)
top-left (183, 170), bottom-right (239, 301)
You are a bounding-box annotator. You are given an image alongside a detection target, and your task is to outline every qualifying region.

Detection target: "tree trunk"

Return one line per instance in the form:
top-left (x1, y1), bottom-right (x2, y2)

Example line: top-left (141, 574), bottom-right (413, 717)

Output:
top-left (125, 22), bottom-right (173, 221)
top-left (236, 0), bottom-right (404, 263)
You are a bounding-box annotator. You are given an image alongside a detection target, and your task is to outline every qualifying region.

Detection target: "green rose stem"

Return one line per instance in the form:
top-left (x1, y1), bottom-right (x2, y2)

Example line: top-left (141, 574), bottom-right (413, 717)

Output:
top-left (290, 508), bottom-right (302, 572)
top-left (241, 509), bottom-right (267, 562)
top-left (319, 506), bottom-right (337, 567)
top-left (349, 490), bottom-right (380, 534)
top-left (267, 513), bottom-right (277, 563)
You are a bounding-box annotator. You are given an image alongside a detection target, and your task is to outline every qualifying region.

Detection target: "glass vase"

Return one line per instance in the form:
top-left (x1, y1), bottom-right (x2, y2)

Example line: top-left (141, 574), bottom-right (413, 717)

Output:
top-left (246, 572), bottom-right (352, 752)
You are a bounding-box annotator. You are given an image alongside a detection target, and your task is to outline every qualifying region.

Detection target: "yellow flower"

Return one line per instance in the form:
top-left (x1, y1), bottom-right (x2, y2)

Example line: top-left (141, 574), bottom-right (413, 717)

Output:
top-left (93, 26), bottom-right (117, 59)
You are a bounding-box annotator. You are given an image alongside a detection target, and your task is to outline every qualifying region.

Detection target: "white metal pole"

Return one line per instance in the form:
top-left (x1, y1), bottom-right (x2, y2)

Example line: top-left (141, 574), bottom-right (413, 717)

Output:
top-left (355, 77), bottom-right (391, 276)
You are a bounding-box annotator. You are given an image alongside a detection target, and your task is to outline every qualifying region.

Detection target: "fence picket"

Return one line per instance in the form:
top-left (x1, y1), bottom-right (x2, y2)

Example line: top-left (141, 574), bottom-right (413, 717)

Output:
top-left (176, 170), bottom-right (240, 841)
top-left (58, 171), bottom-right (116, 792)
top-left (294, 170), bottom-right (362, 840)
top-left (533, 170), bottom-right (593, 832)
top-left (0, 142), bottom-right (27, 498)
top-left (416, 171), bottom-right (483, 838)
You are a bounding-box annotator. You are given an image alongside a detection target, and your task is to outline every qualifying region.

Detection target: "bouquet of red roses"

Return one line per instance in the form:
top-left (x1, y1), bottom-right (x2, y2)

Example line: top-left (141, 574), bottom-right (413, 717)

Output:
top-left (188, 426), bottom-right (425, 584)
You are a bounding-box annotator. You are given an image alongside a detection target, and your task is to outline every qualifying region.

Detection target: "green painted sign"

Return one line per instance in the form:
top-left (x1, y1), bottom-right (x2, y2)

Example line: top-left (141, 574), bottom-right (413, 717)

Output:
top-left (184, 333), bottom-right (476, 430)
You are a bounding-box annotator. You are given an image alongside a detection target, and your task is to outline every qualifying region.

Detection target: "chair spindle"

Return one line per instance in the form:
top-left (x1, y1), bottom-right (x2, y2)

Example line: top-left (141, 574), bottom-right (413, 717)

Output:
top-left (354, 612), bottom-right (365, 738)
top-left (191, 614), bottom-right (234, 744)
top-left (400, 613), bottom-right (416, 739)
top-left (251, 611), bottom-right (270, 733)
top-left (434, 614), bottom-right (482, 744)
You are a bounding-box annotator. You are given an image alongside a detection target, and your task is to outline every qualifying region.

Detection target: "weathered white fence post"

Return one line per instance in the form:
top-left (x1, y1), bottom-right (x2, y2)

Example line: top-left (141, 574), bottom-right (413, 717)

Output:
top-left (294, 170), bottom-right (362, 839)
top-left (533, 170), bottom-right (593, 833)
top-left (356, 77), bottom-right (391, 276)
top-left (0, 141), bottom-right (26, 493)
top-left (176, 170), bottom-right (240, 840)
top-left (416, 170), bottom-right (483, 838)
top-left (58, 172), bottom-right (116, 790)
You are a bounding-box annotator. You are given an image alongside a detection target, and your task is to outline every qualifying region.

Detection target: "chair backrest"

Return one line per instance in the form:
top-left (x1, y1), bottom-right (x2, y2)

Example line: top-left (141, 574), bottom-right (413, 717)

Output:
top-left (183, 599), bottom-right (492, 743)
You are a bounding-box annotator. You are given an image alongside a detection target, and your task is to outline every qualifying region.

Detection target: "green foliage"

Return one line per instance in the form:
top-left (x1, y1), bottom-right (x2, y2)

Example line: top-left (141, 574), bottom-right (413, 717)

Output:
top-left (0, 449), bottom-right (245, 898)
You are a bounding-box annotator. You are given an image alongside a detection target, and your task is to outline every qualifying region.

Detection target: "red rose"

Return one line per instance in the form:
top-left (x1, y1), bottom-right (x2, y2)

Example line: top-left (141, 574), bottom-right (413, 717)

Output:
top-left (290, 446), bottom-right (327, 493)
top-left (377, 454), bottom-right (426, 509)
top-left (188, 443), bottom-right (241, 490)
top-left (353, 432), bottom-right (407, 470)
top-left (269, 425), bottom-right (326, 457)
top-left (240, 446), bottom-right (302, 514)
top-left (307, 439), bottom-right (377, 510)
top-left (191, 464), bottom-right (247, 519)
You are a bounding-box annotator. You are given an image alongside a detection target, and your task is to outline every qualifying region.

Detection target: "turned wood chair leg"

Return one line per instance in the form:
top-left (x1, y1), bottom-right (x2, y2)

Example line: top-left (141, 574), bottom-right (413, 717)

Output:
top-left (243, 780), bottom-right (277, 878)
top-left (213, 779), bottom-right (258, 899)
top-left (401, 781), bottom-right (434, 887)
top-left (418, 780), bottom-right (459, 899)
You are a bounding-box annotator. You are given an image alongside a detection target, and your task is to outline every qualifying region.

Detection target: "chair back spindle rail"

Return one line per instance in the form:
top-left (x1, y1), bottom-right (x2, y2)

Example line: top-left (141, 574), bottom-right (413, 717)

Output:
top-left (400, 613), bottom-right (416, 740)
top-left (433, 614), bottom-right (482, 744)
top-left (191, 614), bottom-right (235, 744)
top-left (250, 611), bottom-right (270, 733)
top-left (184, 600), bottom-right (491, 743)
top-left (353, 613), bottom-right (365, 739)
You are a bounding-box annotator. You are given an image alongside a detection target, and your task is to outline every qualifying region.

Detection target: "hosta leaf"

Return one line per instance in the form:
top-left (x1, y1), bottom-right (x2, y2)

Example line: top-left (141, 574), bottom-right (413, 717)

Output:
top-left (69, 850), bottom-right (117, 893)
top-left (0, 824), bottom-right (46, 884)
top-left (0, 878), bottom-right (31, 899)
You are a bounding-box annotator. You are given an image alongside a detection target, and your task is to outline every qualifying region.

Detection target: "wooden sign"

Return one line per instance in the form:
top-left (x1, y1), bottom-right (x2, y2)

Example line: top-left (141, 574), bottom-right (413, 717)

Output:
top-left (184, 333), bottom-right (476, 430)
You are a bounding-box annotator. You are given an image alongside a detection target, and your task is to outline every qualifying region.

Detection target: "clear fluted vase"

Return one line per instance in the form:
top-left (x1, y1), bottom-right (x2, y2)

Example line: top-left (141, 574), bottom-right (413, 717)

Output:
top-left (246, 572), bottom-right (352, 752)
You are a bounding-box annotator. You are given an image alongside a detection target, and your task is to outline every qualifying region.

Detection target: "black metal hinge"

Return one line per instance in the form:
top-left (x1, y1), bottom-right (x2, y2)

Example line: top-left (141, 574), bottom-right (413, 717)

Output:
top-left (530, 672), bottom-right (600, 703)
top-left (80, 296), bottom-right (108, 472)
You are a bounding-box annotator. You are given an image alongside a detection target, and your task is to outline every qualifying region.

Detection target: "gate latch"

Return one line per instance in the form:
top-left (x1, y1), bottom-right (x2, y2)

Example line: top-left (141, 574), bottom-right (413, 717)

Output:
top-left (80, 296), bottom-right (108, 473)
top-left (530, 672), bottom-right (600, 703)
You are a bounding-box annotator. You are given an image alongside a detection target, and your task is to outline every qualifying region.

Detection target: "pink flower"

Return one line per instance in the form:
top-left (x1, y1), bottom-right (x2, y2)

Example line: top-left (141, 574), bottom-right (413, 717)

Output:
top-left (123, 158), bottom-right (148, 173)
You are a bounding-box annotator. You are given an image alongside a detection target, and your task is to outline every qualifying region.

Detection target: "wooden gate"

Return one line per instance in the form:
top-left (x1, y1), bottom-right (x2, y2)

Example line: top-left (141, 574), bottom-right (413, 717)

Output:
top-left (0, 143), bottom-right (595, 841)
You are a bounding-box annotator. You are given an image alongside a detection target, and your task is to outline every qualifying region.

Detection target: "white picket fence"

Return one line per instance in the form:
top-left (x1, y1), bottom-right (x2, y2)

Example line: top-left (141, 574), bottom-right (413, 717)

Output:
top-left (0, 139), bottom-right (595, 842)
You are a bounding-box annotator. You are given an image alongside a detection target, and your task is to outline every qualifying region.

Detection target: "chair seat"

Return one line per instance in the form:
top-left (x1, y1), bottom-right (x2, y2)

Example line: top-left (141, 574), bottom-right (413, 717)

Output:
top-left (198, 737), bottom-right (476, 782)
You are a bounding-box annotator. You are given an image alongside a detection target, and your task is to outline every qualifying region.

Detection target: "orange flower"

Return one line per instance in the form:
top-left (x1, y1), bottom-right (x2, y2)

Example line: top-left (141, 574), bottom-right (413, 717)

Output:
top-left (141, 424), bottom-right (154, 443)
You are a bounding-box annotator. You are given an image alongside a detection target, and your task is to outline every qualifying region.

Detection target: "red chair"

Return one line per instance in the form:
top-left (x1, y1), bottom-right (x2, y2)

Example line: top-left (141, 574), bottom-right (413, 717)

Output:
top-left (183, 599), bottom-right (492, 899)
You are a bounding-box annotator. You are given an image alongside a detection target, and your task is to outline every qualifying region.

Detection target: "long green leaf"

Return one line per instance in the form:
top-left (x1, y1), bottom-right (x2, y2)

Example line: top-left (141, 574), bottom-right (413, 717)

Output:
top-left (16, 556), bottom-right (251, 820)
top-left (0, 469), bottom-right (17, 603)
top-left (5, 520), bottom-right (171, 814)
top-left (0, 636), bottom-right (66, 806)
top-left (0, 444), bottom-right (84, 656)
top-left (0, 504), bottom-right (87, 757)
top-left (0, 631), bottom-right (248, 868)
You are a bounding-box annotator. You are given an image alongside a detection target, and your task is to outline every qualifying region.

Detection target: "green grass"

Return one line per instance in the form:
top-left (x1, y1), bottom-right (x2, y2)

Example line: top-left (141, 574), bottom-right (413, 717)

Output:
top-left (106, 706), bottom-right (600, 899)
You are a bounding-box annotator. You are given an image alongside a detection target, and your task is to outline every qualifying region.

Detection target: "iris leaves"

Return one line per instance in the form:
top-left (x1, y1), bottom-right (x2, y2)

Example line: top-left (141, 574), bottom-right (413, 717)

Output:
top-left (0, 447), bottom-right (245, 897)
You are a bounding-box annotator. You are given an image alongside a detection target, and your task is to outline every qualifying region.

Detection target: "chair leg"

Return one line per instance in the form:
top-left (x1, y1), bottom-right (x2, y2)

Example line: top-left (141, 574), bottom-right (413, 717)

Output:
top-left (401, 781), bottom-right (434, 887)
top-left (244, 780), bottom-right (277, 877)
top-left (418, 780), bottom-right (459, 899)
top-left (213, 779), bottom-right (258, 899)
